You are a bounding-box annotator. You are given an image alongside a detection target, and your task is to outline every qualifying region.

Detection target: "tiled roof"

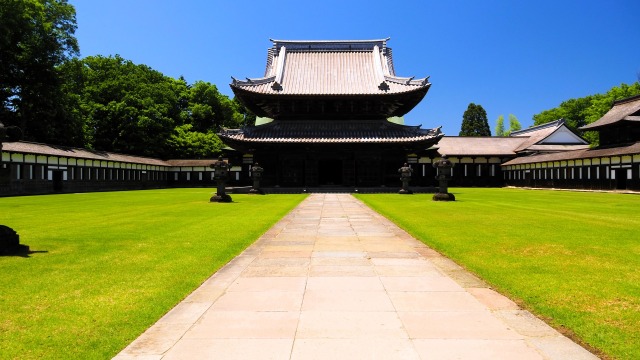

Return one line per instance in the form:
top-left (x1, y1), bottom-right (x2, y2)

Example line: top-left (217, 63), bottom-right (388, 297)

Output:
top-left (502, 141), bottom-right (640, 166)
top-left (510, 119), bottom-right (587, 152)
top-left (231, 39), bottom-right (430, 96)
top-left (580, 94), bottom-right (640, 130)
top-left (2, 142), bottom-right (226, 167)
top-left (165, 159), bottom-right (216, 167)
top-left (509, 119), bottom-right (565, 137)
top-left (525, 144), bottom-right (589, 152)
top-left (434, 137), bottom-right (527, 156)
top-left (219, 120), bottom-right (443, 144)
top-left (2, 141), bottom-right (169, 166)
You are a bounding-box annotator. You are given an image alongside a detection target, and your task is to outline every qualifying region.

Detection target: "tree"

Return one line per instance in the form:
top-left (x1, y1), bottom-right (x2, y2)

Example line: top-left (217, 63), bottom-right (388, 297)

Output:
top-left (506, 114), bottom-right (521, 135)
top-left (532, 82), bottom-right (640, 145)
top-left (58, 55), bottom-right (247, 158)
top-left (495, 115), bottom-right (505, 137)
top-left (0, 0), bottom-right (79, 144)
top-left (167, 124), bottom-right (223, 158)
top-left (56, 58), bottom-right (88, 146)
top-left (76, 55), bottom-right (183, 157)
top-left (459, 103), bottom-right (491, 136)
top-left (533, 96), bottom-right (595, 130)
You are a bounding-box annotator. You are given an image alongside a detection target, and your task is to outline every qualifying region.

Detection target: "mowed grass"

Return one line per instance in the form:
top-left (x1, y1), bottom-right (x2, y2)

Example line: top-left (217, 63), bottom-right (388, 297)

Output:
top-left (0, 189), bottom-right (305, 360)
top-left (356, 189), bottom-right (640, 360)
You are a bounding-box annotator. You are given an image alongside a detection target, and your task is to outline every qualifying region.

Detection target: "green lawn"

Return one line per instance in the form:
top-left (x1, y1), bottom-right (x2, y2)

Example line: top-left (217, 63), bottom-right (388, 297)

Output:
top-left (0, 189), bottom-right (306, 360)
top-left (356, 189), bottom-right (640, 360)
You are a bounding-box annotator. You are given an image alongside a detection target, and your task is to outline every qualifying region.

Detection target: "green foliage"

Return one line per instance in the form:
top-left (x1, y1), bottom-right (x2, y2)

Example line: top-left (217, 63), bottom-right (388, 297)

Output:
top-left (533, 82), bottom-right (640, 145)
top-left (495, 115), bottom-right (505, 137)
top-left (56, 55), bottom-right (247, 158)
top-left (183, 80), bottom-right (246, 131)
top-left (167, 124), bottom-right (223, 158)
top-left (0, 189), bottom-right (306, 359)
top-left (506, 114), bottom-right (521, 136)
top-left (188, 81), bottom-right (224, 131)
top-left (0, 0), bottom-right (80, 144)
top-left (356, 189), bottom-right (640, 360)
top-left (533, 97), bottom-right (594, 129)
top-left (55, 58), bottom-right (86, 145)
top-left (74, 55), bottom-right (181, 157)
top-left (459, 103), bottom-right (491, 136)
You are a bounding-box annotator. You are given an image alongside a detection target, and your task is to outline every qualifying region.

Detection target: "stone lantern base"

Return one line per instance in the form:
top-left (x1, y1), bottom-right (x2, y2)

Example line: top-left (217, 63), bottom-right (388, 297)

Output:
top-left (432, 192), bottom-right (455, 201)
top-left (210, 194), bottom-right (233, 203)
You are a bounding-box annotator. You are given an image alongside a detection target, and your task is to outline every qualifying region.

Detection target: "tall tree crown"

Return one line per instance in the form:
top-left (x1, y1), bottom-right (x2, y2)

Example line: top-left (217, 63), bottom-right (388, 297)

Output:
top-left (495, 115), bottom-right (505, 137)
top-left (506, 114), bottom-right (521, 135)
top-left (459, 103), bottom-right (491, 136)
top-left (0, 0), bottom-right (79, 142)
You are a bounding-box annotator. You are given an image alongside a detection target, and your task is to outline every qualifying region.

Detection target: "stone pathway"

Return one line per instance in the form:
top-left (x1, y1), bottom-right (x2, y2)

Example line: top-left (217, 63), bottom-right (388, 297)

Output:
top-left (114, 194), bottom-right (598, 360)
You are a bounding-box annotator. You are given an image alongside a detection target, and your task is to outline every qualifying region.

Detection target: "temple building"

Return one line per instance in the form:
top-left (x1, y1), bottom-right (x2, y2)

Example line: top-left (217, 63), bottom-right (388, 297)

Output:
top-left (424, 119), bottom-right (589, 187)
top-left (2, 36), bottom-right (639, 195)
top-left (502, 94), bottom-right (640, 190)
top-left (219, 39), bottom-right (443, 188)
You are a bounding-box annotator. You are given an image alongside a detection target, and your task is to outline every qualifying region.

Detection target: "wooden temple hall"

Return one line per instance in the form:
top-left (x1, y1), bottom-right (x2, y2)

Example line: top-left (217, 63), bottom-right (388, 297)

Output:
top-left (219, 39), bottom-right (444, 188)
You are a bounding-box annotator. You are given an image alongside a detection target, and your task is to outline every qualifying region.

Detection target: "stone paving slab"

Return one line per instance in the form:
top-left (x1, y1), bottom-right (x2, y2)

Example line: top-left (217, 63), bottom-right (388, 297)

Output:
top-left (114, 194), bottom-right (598, 360)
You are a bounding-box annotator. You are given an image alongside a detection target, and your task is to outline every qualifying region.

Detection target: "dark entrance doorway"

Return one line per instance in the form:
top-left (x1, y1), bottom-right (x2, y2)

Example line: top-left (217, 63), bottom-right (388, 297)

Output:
top-left (615, 168), bottom-right (627, 190)
top-left (52, 170), bottom-right (63, 192)
top-left (524, 170), bottom-right (533, 187)
top-left (318, 159), bottom-right (342, 186)
top-left (0, 164), bottom-right (10, 185)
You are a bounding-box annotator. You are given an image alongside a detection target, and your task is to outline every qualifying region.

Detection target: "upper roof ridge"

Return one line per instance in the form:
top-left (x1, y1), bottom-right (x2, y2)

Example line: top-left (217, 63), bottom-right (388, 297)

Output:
top-left (269, 38), bottom-right (391, 52)
top-left (269, 38), bottom-right (390, 44)
top-left (510, 119), bottom-right (565, 136)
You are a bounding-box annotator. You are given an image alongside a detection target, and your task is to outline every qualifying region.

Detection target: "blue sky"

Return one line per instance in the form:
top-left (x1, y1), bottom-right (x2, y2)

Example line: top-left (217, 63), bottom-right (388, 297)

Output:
top-left (70, 0), bottom-right (640, 136)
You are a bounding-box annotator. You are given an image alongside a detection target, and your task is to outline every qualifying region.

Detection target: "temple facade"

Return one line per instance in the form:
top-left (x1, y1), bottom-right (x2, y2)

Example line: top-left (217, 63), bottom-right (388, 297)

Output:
top-left (219, 39), bottom-right (443, 188)
top-left (2, 103), bottom-right (639, 195)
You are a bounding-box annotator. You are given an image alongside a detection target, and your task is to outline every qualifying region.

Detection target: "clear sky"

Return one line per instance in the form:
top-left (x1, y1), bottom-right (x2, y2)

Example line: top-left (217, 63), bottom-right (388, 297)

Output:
top-left (69, 0), bottom-right (640, 136)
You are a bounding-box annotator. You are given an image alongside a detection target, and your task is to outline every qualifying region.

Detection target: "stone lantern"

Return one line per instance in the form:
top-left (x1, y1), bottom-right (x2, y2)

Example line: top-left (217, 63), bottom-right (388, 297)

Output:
top-left (432, 155), bottom-right (455, 201)
top-left (248, 162), bottom-right (264, 195)
top-left (210, 156), bottom-right (232, 202)
top-left (398, 163), bottom-right (413, 194)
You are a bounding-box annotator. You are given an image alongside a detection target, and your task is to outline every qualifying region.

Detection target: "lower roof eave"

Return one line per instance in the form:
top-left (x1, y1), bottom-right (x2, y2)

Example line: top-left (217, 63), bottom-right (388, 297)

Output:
top-left (218, 137), bottom-right (442, 153)
top-left (501, 141), bottom-right (640, 166)
top-left (231, 85), bottom-right (431, 119)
